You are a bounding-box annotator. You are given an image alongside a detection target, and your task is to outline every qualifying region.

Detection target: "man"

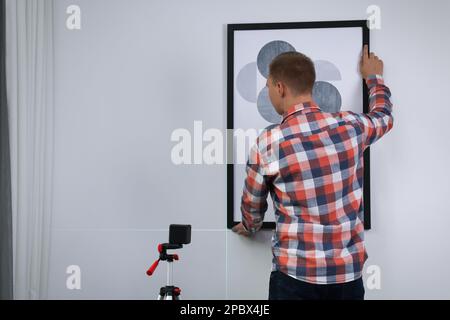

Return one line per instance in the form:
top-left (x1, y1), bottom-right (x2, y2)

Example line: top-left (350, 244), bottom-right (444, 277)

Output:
top-left (232, 45), bottom-right (394, 300)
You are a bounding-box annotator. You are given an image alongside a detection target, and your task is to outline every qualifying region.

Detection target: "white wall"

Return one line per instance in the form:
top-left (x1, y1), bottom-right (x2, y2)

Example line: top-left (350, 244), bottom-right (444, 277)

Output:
top-left (48, 0), bottom-right (450, 299)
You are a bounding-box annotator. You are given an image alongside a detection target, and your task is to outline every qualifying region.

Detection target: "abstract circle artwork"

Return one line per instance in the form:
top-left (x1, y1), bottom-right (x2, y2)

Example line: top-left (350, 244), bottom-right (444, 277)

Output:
top-left (314, 60), bottom-right (342, 81)
top-left (257, 87), bottom-right (283, 124)
top-left (312, 81), bottom-right (342, 113)
top-left (256, 40), bottom-right (296, 78)
top-left (236, 62), bottom-right (257, 103)
top-left (236, 40), bottom-right (343, 124)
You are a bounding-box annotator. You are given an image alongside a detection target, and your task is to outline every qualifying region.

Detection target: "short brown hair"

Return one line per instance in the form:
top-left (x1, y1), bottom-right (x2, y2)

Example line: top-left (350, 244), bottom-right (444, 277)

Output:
top-left (269, 51), bottom-right (316, 95)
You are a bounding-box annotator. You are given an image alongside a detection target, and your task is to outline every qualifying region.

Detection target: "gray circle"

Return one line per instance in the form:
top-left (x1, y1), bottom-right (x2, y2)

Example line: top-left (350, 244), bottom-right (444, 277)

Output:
top-left (236, 62), bottom-right (257, 103)
top-left (312, 81), bottom-right (342, 113)
top-left (314, 60), bottom-right (342, 81)
top-left (257, 41), bottom-right (296, 78)
top-left (257, 87), bottom-right (283, 124)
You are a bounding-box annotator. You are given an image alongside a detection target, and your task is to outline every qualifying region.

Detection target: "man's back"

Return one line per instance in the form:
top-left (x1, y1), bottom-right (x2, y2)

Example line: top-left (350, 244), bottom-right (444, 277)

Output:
top-left (240, 75), bottom-right (394, 284)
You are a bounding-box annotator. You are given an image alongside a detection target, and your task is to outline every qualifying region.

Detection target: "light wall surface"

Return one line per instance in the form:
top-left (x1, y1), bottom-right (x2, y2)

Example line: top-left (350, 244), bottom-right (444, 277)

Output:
top-left (48, 0), bottom-right (450, 299)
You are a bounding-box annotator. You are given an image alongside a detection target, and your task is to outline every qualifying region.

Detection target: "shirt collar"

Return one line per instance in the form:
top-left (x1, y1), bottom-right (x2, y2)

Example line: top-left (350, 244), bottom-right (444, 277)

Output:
top-left (281, 101), bottom-right (321, 124)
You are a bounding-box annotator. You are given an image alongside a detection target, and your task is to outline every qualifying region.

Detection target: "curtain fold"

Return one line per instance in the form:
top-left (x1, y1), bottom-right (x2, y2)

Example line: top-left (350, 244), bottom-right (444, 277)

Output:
top-left (5, 0), bottom-right (55, 299)
top-left (0, 0), bottom-right (13, 300)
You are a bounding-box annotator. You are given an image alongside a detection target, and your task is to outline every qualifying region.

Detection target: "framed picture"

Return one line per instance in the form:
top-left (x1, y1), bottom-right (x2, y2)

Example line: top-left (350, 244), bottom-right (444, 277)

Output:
top-left (227, 20), bottom-right (371, 230)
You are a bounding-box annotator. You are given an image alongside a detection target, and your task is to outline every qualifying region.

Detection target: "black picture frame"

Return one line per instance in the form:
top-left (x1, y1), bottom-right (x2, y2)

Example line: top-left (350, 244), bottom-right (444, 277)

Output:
top-left (227, 20), bottom-right (371, 230)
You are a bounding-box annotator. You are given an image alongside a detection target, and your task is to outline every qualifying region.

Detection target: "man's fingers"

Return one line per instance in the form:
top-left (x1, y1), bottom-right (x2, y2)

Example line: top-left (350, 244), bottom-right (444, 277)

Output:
top-left (237, 230), bottom-right (249, 236)
top-left (362, 45), bottom-right (369, 60)
top-left (232, 223), bottom-right (251, 237)
top-left (360, 45), bottom-right (383, 77)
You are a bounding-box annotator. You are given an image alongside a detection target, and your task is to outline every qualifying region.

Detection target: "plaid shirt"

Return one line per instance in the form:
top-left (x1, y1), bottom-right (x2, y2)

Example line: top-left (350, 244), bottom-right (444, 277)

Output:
top-left (240, 75), bottom-right (394, 284)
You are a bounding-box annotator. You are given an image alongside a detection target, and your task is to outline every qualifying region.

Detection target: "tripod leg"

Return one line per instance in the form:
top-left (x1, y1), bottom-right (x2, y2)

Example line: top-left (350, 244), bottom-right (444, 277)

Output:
top-left (158, 287), bottom-right (166, 300)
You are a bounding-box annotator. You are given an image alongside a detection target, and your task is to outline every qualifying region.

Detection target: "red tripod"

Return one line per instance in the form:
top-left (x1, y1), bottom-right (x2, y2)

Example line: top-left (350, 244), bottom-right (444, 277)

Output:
top-left (146, 243), bottom-right (183, 300)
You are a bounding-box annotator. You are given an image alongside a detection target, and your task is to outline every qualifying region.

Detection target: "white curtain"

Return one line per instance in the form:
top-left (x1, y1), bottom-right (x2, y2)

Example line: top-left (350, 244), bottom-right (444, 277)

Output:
top-left (5, 0), bottom-right (55, 299)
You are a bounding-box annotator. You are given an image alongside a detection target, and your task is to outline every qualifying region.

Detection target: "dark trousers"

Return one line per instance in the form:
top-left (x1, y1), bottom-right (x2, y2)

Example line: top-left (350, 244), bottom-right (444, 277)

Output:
top-left (268, 271), bottom-right (365, 300)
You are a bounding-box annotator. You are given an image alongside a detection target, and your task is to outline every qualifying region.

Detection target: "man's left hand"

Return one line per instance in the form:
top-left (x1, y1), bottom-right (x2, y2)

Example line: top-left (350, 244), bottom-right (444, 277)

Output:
top-left (232, 222), bottom-right (251, 237)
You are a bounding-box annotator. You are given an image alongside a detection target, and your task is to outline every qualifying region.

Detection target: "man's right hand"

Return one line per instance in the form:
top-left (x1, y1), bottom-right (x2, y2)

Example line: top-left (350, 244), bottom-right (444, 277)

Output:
top-left (360, 45), bottom-right (384, 79)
